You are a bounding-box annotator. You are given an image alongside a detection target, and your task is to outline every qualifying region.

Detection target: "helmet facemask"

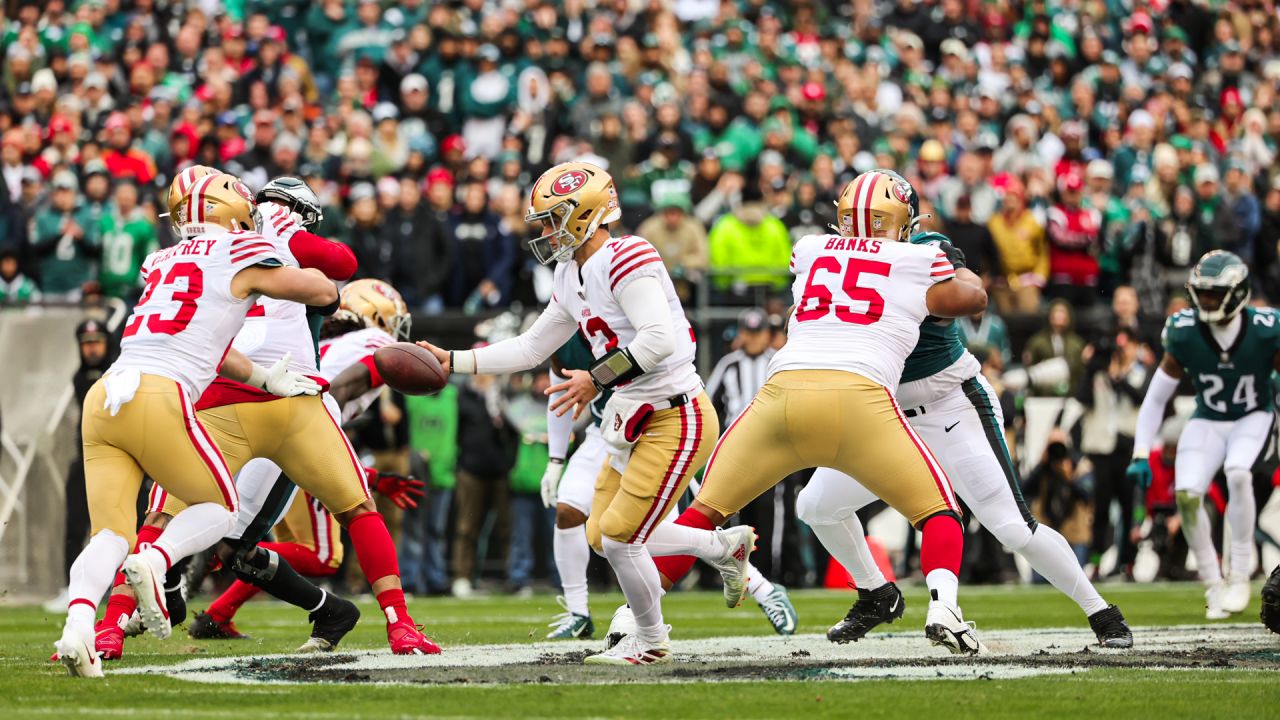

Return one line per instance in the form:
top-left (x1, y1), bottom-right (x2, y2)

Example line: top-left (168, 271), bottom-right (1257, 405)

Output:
top-left (1187, 276), bottom-right (1250, 323)
top-left (527, 197), bottom-right (602, 265)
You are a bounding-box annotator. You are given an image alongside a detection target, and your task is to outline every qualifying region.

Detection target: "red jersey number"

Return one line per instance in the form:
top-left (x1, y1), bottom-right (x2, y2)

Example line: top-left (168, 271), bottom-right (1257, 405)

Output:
top-left (582, 316), bottom-right (619, 352)
top-left (122, 262), bottom-right (205, 338)
top-left (796, 256), bottom-right (891, 325)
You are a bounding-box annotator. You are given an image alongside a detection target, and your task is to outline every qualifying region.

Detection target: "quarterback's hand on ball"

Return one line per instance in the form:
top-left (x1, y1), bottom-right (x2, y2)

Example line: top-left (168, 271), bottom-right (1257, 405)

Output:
top-left (1125, 457), bottom-right (1152, 489)
top-left (541, 458), bottom-right (565, 508)
top-left (365, 467), bottom-right (426, 509)
top-left (546, 369), bottom-right (599, 420)
top-left (415, 341), bottom-right (452, 374)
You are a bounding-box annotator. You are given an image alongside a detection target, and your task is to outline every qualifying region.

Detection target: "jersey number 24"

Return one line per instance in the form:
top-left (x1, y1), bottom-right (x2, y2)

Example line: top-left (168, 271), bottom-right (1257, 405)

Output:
top-left (797, 256), bottom-right (891, 325)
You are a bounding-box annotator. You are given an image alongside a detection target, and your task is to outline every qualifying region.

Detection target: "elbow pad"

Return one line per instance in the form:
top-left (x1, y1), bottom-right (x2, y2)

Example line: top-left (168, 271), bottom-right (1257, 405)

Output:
top-left (589, 347), bottom-right (644, 389)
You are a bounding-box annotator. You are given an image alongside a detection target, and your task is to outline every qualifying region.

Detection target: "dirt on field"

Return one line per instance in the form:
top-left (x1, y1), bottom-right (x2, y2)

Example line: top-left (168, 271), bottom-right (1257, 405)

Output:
top-left (123, 624), bottom-right (1280, 686)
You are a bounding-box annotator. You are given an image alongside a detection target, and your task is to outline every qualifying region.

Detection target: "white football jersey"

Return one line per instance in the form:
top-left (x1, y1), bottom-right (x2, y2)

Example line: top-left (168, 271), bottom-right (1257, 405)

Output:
top-left (112, 229), bottom-right (284, 399)
top-left (318, 326), bottom-right (393, 424)
top-left (769, 234), bottom-right (955, 389)
top-left (550, 234), bottom-right (701, 402)
top-left (227, 202), bottom-right (317, 375)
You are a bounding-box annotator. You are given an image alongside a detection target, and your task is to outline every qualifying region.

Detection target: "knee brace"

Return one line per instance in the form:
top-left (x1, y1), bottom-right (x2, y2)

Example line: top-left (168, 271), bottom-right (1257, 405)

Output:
top-left (230, 545), bottom-right (281, 585)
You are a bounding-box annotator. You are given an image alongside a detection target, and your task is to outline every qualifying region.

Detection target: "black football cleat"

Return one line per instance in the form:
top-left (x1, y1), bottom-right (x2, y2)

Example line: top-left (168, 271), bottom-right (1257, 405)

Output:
top-left (1088, 604), bottom-right (1133, 648)
top-left (827, 582), bottom-right (905, 643)
top-left (189, 611), bottom-right (251, 640)
top-left (298, 596), bottom-right (361, 652)
top-left (1262, 565), bottom-right (1280, 635)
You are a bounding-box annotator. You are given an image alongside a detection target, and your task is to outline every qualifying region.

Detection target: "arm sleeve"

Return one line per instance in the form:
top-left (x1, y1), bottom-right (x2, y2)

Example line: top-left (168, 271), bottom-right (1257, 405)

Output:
top-left (456, 300), bottom-right (578, 374)
top-left (1132, 367), bottom-right (1180, 457)
top-left (545, 367), bottom-right (573, 460)
top-left (289, 230), bottom-right (357, 280)
top-left (617, 275), bottom-right (675, 371)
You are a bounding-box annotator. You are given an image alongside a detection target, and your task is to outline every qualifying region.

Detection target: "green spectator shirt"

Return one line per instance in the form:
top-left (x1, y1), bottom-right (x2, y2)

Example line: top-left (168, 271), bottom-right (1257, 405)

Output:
top-left (1162, 307), bottom-right (1280, 421)
top-left (405, 383), bottom-right (459, 490)
top-left (32, 208), bottom-right (102, 295)
top-left (98, 206), bottom-right (157, 299)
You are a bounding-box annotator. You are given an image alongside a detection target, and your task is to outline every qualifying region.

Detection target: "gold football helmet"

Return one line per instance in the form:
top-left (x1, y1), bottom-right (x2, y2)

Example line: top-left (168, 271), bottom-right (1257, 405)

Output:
top-left (176, 173), bottom-right (259, 235)
top-left (336, 278), bottom-right (411, 340)
top-left (525, 161), bottom-right (621, 264)
top-left (835, 171), bottom-right (914, 241)
top-left (166, 164), bottom-right (220, 219)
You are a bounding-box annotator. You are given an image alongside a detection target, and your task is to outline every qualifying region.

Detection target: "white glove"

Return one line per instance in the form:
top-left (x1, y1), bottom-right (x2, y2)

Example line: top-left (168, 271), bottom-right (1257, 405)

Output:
top-left (247, 352), bottom-right (322, 397)
top-left (102, 369), bottom-right (141, 417)
top-left (540, 458), bottom-right (565, 508)
top-left (275, 211), bottom-right (304, 242)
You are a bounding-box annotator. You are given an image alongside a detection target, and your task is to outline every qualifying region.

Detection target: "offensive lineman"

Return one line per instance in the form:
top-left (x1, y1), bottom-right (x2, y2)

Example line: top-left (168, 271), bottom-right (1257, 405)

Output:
top-left (419, 161), bottom-right (754, 665)
top-left (636, 171), bottom-right (989, 654)
top-left (56, 173), bottom-right (339, 676)
top-left (1126, 251), bottom-right (1279, 618)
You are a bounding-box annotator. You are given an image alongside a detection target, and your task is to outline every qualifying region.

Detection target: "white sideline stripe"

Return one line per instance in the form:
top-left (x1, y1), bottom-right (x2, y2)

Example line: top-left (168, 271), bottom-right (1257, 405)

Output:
top-left (117, 624), bottom-right (1270, 686)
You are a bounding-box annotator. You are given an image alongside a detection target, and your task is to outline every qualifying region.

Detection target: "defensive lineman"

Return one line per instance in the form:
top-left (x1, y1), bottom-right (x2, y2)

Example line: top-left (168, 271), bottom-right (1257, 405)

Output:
top-left (1126, 250), bottom-right (1278, 618)
top-left (796, 226), bottom-right (1132, 648)
top-left (635, 171), bottom-right (989, 654)
top-left (56, 173), bottom-right (339, 676)
top-left (419, 161), bottom-right (754, 665)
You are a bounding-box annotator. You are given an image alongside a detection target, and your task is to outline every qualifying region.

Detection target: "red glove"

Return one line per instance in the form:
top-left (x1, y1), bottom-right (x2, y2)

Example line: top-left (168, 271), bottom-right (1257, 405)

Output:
top-left (364, 466), bottom-right (426, 509)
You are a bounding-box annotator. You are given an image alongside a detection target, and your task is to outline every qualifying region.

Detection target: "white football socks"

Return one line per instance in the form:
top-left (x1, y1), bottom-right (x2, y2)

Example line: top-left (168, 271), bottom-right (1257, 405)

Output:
top-left (554, 524), bottom-right (591, 617)
top-left (1224, 470), bottom-right (1257, 579)
top-left (151, 503), bottom-right (234, 570)
top-left (1018, 524), bottom-right (1108, 616)
top-left (645, 521), bottom-right (723, 559)
top-left (809, 513), bottom-right (887, 591)
top-left (602, 537), bottom-right (666, 643)
top-left (746, 567), bottom-right (775, 603)
top-left (67, 530), bottom-right (130, 632)
top-left (925, 568), bottom-right (959, 607)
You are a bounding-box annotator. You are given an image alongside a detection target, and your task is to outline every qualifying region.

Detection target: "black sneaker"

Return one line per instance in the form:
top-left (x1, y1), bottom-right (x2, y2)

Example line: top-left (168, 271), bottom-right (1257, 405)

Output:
top-left (1088, 604), bottom-right (1133, 648)
top-left (165, 582), bottom-right (188, 628)
top-left (189, 611), bottom-right (251, 640)
top-left (298, 596), bottom-right (360, 652)
top-left (827, 582), bottom-right (904, 644)
top-left (1261, 565), bottom-right (1280, 635)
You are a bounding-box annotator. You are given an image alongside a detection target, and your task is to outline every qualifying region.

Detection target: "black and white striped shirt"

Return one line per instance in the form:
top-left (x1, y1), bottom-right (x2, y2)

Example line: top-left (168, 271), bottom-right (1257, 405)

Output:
top-left (707, 348), bottom-right (775, 423)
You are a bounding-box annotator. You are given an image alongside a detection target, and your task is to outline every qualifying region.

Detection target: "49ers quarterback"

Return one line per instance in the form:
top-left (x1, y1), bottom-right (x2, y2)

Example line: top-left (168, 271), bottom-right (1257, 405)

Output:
top-left (56, 173), bottom-right (338, 677)
top-left (418, 161), bottom-right (754, 665)
top-left (646, 171), bottom-right (991, 655)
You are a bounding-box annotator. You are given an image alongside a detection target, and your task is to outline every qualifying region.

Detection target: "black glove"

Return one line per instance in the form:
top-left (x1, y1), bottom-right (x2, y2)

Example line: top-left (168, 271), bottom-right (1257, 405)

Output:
top-left (936, 239), bottom-right (967, 270)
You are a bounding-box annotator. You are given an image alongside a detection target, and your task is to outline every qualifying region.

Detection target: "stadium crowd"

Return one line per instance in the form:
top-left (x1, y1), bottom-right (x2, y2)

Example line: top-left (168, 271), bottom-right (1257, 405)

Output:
top-left (6, 0), bottom-right (1280, 595)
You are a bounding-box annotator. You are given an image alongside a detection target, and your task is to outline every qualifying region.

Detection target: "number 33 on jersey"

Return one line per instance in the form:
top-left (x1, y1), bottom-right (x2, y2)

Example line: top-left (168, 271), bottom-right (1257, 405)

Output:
top-left (1163, 306), bottom-right (1280, 421)
top-left (769, 234), bottom-right (955, 390)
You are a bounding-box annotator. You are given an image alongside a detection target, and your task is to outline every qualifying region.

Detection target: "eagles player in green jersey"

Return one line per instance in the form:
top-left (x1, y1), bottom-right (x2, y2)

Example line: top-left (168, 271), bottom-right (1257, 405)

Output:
top-left (1127, 250), bottom-right (1280, 619)
top-left (541, 335), bottom-right (797, 642)
top-left (796, 228), bottom-right (1132, 649)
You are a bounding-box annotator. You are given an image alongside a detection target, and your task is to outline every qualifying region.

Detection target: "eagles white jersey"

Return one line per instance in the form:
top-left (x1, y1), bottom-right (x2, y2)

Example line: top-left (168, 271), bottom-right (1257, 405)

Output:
top-left (318, 327), bottom-right (393, 424)
top-left (227, 202), bottom-right (318, 375)
top-left (551, 234), bottom-right (701, 402)
top-left (769, 234), bottom-right (955, 389)
top-left (113, 229), bottom-right (284, 399)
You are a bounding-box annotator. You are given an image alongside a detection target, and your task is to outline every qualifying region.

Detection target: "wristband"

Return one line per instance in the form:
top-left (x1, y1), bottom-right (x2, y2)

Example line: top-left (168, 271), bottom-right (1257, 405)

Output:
top-left (589, 347), bottom-right (644, 389)
top-left (246, 363), bottom-right (269, 389)
top-left (451, 349), bottom-right (477, 374)
top-left (548, 457), bottom-right (565, 465)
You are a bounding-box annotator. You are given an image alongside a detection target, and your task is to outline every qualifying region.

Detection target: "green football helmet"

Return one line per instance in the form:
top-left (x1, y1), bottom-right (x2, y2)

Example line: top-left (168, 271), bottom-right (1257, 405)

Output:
top-left (1186, 250), bottom-right (1250, 323)
top-left (256, 175), bottom-right (324, 229)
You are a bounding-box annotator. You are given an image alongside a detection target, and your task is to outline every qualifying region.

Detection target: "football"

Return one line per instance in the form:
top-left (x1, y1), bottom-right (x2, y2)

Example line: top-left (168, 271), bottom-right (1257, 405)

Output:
top-left (373, 342), bottom-right (447, 395)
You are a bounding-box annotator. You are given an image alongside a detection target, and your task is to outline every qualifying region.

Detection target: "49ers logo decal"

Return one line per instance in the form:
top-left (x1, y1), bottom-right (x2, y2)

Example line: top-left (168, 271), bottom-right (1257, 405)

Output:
top-left (891, 181), bottom-right (912, 205)
top-left (551, 170), bottom-right (589, 196)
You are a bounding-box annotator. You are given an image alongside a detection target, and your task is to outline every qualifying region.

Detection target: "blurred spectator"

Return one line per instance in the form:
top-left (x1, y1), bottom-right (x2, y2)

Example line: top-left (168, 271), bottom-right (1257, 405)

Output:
top-left (0, 247), bottom-right (38, 304)
top-left (1076, 328), bottom-right (1151, 581)
top-left (97, 179), bottom-right (157, 303)
top-left (944, 195), bottom-right (1000, 282)
top-left (956, 308), bottom-right (1012, 366)
top-left (31, 171), bottom-right (100, 299)
top-left (383, 177), bottom-right (452, 312)
top-left (504, 372), bottom-right (554, 596)
top-left (988, 179), bottom-right (1047, 315)
top-left (635, 193), bottom-right (707, 303)
top-left (345, 182), bottom-right (390, 280)
top-left (1191, 163), bottom-right (1242, 258)
top-left (1023, 440), bottom-right (1093, 568)
top-left (707, 190), bottom-right (790, 300)
top-left (1023, 300), bottom-right (1086, 397)
top-left (447, 181), bottom-right (515, 311)
top-left (401, 385), bottom-right (460, 596)
top-left (100, 112), bottom-right (156, 185)
top-left (1045, 171), bottom-right (1102, 307)
top-left (1256, 177), bottom-right (1280, 302)
top-left (1222, 161), bottom-right (1261, 261)
top-left (451, 373), bottom-right (516, 598)
top-left (937, 152), bottom-right (998, 223)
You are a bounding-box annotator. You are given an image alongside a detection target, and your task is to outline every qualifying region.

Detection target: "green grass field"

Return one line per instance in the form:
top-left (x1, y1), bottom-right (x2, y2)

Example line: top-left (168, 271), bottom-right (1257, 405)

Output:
top-left (2, 583), bottom-right (1278, 719)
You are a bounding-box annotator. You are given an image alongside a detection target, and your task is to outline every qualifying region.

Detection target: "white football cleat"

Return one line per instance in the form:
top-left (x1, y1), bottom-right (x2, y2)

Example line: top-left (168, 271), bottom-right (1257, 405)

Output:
top-left (122, 552), bottom-right (171, 640)
top-left (925, 600), bottom-right (983, 655)
top-left (584, 627), bottom-right (672, 666)
top-left (122, 609), bottom-right (145, 638)
top-left (605, 603), bottom-right (637, 649)
top-left (1205, 581), bottom-right (1231, 620)
top-left (1222, 576), bottom-right (1250, 614)
top-left (55, 623), bottom-right (103, 678)
top-left (708, 525), bottom-right (756, 608)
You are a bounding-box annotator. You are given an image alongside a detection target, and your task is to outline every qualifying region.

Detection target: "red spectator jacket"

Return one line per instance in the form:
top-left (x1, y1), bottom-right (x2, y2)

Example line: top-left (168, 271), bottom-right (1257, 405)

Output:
top-left (102, 148), bottom-right (156, 185)
top-left (1046, 203), bottom-right (1101, 286)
